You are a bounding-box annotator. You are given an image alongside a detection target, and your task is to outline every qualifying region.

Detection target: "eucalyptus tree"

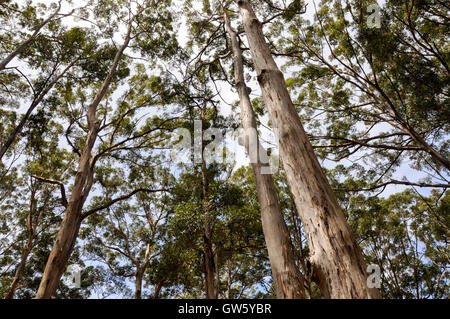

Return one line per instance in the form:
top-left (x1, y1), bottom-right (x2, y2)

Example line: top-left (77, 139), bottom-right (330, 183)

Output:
top-left (35, 0), bottom-right (179, 298)
top-left (182, 0), bottom-right (380, 298)
top-left (81, 190), bottom-right (171, 299)
top-left (183, 0), bottom-right (307, 298)
top-left (344, 189), bottom-right (449, 298)
top-left (224, 0), bottom-right (380, 298)
top-left (155, 66), bottom-right (271, 297)
top-left (1, 114), bottom-right (79, 298)
top-left (0, 0), bottom-right (85, 160)
top-left (80, 143), bottom-right (174, 299)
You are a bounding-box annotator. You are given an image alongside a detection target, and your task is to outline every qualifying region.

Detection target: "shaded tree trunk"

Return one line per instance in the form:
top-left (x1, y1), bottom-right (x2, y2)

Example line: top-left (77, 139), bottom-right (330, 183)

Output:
top-left (4, 182), bottom-right (47, 299)
top-left (135, 269), bottom-right (144, 299)
top-left (153, 279), bottom-right (164, 299)
top-left (224, 11), bottom-right (305, 299)
top-left (4, 238), bottom-right (33, 299)
top-left (234, 0), bottom-right (380, 299)
top-left (214, 248), bottom-right (220, 298)
top-left (35, 20), bottom-right (134, 299)
top-left (200, 114), bottom-right (216, 299)
top-left (134, 243), bottom-right (152, 299)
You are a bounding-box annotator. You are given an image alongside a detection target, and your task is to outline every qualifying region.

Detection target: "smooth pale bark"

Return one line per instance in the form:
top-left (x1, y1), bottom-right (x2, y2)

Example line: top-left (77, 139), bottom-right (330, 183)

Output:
top-left (224, 12), bottom-right (304, 299)
top-left (0, 58), bottom-right (78, 161)
top-left (35, 20), bottom-right (134, 299)
top-left (235, 0), bottom-right (380, 299)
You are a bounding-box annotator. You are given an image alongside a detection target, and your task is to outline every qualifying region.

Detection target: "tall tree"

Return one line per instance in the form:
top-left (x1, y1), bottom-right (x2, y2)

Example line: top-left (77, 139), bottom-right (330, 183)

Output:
top-left (36, 0), bottom-right (178, 298)
top-left (224, 10), bottom-right (305, 299)
top-left (232, 0), bottom-right (380, 298)
top-left (166, 163), bottom-right (272, 299)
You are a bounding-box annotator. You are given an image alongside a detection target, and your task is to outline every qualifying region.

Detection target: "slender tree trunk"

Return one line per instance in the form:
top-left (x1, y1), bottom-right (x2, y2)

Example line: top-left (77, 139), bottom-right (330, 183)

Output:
top-left (224, 12), bottom-right (305, 299)
top-left (227, 266), bottom-right (232, 299)
top-left (35, 21), bottom-right (134, 299)
top-left (134, 243), bottom-right (152, 299)
top-left (0, 4), bottom-right (62, 71)
top-left (235, 0), bottom-right (380, 299)
top-left (214, 248), bottom-right (220, 298)
top-left (5, 183), bottom-right (47, 299)
top-left (153, 279), bottom-right (164, 299)
top-left (202, 197), bottom-right (216, 299)
top-left (200, 127), bottom-right (216, 299)
top-left (135, 269), bottom-right (143, 299)
top-left (4, 237), bottom-right (33, 299)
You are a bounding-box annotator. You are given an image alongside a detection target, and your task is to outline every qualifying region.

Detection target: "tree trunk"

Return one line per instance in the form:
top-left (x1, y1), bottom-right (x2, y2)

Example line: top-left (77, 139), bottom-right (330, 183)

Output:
top-left (202, 198), bottom-right (216, 299)
top-left (5, 183), bottom-right (47, 299)
top-left (135, 269), bottom-right (143, 299)
top-left (235, 0), bottom-right (380, 299)
top-left (224, 11), bottom-right (305, 299)
top-left (153, 279), bottom-right (164, 299)
top-left (35, 203), bottom-right (83, 298)
top-left (201, 124), bottom-right (216, 299)
top-left (35, 21), bottom-right (134, 299)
